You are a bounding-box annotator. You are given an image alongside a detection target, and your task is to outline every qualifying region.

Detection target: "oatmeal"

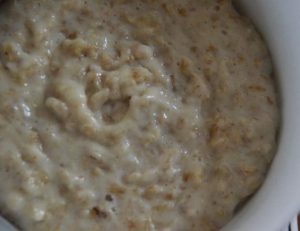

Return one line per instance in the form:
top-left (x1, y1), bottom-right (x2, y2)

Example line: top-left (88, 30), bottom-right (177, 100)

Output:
top-left (0, 0), bottom-right (279, 230)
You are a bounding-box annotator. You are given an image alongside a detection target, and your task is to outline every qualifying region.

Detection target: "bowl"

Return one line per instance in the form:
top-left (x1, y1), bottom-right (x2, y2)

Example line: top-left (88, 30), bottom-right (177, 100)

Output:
top-left (0, 1), bottom-right (299, 231)
top-left (223, 0), bottom-right (300, 230)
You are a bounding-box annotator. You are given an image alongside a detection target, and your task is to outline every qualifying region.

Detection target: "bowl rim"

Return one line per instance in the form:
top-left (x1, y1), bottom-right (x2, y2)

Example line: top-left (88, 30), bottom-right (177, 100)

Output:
top-left (224, 1), bottom-right (300, 230)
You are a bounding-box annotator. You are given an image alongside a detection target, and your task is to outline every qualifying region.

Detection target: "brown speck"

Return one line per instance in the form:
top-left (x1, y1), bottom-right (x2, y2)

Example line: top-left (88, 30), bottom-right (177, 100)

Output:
top-left (214, 5), bottom-right (220, 11)
top-left (238, 55), bottom-right (245, 63)
top-left (221, 30), bottom-right (227, 35)
top-left (179, 57), bottom-right (190, 71)
top-left (190, 46), bottom-right (198, 53)
top-left (205, 59), bottom-right (213, 65)
top-left (128, 220), bottom-right (136, 229)
top-left (248, 85), bottom-right (266, 92)
top-left (182, 172), bottom-right (192, 182)
top-left (206, 44), bottom-right (217, 53)
top-left (254, 58), bottom-right (262, 67)
top-left (266, 96), bottom-right (274, 105)
top-left (67, 31), bottom-right (77, 39)
top-left (210, 14), bottom-right (219, 22)
top-left (178, 8), bottom-right (187, 17)
top-left (109, 183), bottom-right (126, 195)
top-left (88, 155), bottom-right (111, 172)
top-left (170, 74), bottom-right (176, 91)
top-left (105, 194), bottom-right (113, 202)
top-left (90, 207), bottom-right (108, 219)
top-left (161, 3), bottom-right (173, 15)
top-left (164, 193), bottom-right (174, 201)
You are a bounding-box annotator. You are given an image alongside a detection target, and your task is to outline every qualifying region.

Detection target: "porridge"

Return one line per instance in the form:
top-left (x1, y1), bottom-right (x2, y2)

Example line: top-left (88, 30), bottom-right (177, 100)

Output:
top-left (0, 0), bottom-right (279, 230)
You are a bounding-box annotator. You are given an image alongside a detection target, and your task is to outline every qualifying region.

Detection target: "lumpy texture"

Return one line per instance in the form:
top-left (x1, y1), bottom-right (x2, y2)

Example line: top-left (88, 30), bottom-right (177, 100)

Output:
top-left (0, 0), bottom-right (279, 230)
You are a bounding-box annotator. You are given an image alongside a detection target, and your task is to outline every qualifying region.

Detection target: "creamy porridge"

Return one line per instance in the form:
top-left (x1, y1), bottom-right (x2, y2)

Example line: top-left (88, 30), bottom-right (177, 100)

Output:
top-left (0, 0), bottom-right (279, 230)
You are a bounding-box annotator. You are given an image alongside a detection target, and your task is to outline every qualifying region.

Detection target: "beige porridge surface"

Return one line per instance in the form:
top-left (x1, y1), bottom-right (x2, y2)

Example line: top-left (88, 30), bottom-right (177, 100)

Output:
top-left (0, 0), bottom-right (279, 230)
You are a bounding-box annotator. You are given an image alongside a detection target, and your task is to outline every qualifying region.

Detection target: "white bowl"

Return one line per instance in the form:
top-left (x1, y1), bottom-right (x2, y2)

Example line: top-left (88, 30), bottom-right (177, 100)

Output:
top-left (0, 1), bottom-right (299, 231)
top-left (223, 0), bottom-right (300, 230)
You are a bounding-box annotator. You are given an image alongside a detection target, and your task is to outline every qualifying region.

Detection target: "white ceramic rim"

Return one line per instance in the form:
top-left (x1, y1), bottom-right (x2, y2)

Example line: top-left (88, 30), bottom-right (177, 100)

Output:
top-left (224, 1), bottom-right (300, 231)
top-left (0, 1), bottom-right (300, 231)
